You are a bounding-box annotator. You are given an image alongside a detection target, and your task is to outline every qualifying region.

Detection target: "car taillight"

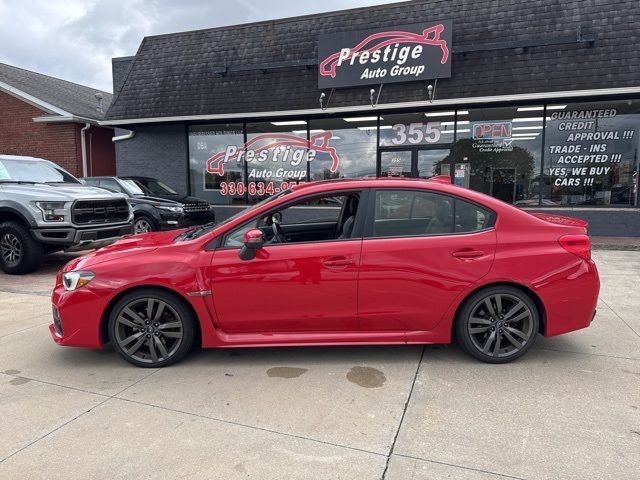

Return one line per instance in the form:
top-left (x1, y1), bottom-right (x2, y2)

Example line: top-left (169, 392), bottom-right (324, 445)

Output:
top-left (559, 234), bottom-right (591, 260)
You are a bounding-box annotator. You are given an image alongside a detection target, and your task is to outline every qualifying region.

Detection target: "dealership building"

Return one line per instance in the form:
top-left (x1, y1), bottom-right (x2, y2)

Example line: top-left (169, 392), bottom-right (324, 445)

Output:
top-left (104, 0), bottom-right (639, 236)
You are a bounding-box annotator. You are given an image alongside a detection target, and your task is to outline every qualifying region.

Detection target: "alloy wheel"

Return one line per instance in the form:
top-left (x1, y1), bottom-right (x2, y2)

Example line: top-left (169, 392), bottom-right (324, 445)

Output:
top-left (134, 218), bottom-right (152, 234)
top-left (467, 293), bottom-right (535, 358)
top-left (0, 233), bottom-right (22, 266)
top-left (114, 298), bottom-right (184, 364)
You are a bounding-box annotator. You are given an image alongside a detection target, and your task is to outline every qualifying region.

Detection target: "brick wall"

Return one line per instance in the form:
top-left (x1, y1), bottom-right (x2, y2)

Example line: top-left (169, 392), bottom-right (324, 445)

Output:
top-left (115, 124), bottom-right (188, 193)
top-left (0, 91), bottom-right (116, 176)
top-left (0, 91), bottom-right (80, 174)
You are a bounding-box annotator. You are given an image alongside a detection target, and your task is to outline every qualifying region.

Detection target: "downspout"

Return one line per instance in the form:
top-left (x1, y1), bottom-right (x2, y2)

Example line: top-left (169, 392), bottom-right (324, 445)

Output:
top-left (80, 123), bottom-right (90, 177)
top-left (112, 130), bottom-right (135, 142)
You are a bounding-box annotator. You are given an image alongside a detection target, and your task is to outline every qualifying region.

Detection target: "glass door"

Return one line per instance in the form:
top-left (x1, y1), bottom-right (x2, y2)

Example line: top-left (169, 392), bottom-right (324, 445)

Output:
top-left (380, 150), bottom-right (413, 177)
top-left (379, 147), bottom-right (451, 178)
top-left (417, 148), bottom-right (450, 178)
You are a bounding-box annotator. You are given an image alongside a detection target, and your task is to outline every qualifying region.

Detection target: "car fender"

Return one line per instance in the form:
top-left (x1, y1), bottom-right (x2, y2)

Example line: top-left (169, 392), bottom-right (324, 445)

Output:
top-left (0, 202), bottom-right (38, 228)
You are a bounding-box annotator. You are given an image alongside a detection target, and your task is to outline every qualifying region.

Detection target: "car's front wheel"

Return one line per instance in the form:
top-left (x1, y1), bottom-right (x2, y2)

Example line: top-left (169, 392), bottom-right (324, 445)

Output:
top-left (133, 215), bottom-right (157, 234)
top-left (108, 289), bottom-right (197, 367)
top-left (0, 221), bottom-right (44, 274)
top-left (455, 286), bottom-right (539, 363)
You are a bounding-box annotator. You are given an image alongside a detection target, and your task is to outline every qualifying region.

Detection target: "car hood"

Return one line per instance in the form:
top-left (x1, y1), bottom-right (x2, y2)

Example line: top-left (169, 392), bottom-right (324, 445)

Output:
top-left (129, 195), bottom-right (182, 206)
top-left (0, 183), bottom-right (127, 201)
top-left (143, 193), bottom-right (208, 204)
top-left (64, 229), bottom-right (184, 271)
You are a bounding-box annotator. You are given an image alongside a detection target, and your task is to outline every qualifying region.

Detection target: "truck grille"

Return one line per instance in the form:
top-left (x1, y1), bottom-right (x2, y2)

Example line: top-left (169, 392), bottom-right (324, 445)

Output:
top-left (72, 199), bottom-right (129, 225)
top-left (183, 202), bottom-right (211, 213)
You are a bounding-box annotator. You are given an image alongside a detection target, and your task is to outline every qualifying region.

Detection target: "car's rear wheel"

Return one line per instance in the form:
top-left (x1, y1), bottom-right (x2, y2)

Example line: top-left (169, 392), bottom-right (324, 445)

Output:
top-left (455, 286), bottom-right (539, 363)
top-left (0, 221), bottom-right (44, 274)
top-left (133, 215), bottom-right (157, 234)
top-left (108, 289), bottom-right (197, 367)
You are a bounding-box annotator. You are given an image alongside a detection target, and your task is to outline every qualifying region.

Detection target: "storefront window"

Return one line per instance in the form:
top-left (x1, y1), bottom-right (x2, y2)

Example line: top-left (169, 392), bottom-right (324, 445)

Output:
top-left (188, 124), bottom-right (245, 204)
top-left (452, 106), bottom-right (543, 205)
top-left (308, 117), bottom-right (377, 180)
top-left (542, 100), bottom-right (640, 206)
top-left (379, 111), bottom-right (454, 146)
top-left (245, 121), bottom-right (309, 200)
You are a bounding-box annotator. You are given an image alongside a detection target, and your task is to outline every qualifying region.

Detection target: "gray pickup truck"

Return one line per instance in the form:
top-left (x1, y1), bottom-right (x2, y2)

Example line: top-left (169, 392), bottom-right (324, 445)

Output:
top-left (0, 155), bottom-right (133, 274)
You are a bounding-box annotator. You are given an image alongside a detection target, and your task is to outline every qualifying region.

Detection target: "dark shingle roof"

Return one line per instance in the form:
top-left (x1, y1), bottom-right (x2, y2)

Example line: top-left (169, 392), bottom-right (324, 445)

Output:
top-left (106, 0), bottom-right (640, 122)
top-left (0, 62), bottom-right (112, 120)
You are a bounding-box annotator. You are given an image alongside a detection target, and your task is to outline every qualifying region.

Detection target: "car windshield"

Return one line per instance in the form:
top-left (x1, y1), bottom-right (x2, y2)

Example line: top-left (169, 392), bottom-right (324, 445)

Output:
top-left (121, 179), bottom-right (146, 195)
top-left (140, 179), bottom-right (179, 195)
top-left (0, 158), bottom-right (80, 184)
top-left (174, 190), bottom-right (292, 242)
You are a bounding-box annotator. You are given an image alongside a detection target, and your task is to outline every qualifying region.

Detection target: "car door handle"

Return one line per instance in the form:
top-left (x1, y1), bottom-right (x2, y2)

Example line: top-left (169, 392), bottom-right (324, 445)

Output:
top-left (322, 257), bottom-right (354, 268)
top-left (452, 250), bottom-right (484, 259)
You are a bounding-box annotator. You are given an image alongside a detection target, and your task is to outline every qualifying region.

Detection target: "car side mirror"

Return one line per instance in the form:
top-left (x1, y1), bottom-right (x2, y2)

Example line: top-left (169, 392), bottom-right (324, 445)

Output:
top-left (239, 229), bottom-right (264, 260)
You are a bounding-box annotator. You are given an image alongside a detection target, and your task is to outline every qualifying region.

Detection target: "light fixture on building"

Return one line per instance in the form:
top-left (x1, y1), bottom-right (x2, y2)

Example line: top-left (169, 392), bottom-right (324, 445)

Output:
top-left (344, 116), bottom-right (379, 122)
top-left (512, 117), bottom-right (545, 122)
top-left (513, 126), bottom-right (544, 130)
top-left (271, 120), bottom-right (307, 126)
top-left (440, 120), bottom-right (470, 126)
top-left (512, 132), bottom-right (540, 137)
top-left (516, 105), bottom-right (566, 111)
top-left (425, 110), bottom-right (469, 117)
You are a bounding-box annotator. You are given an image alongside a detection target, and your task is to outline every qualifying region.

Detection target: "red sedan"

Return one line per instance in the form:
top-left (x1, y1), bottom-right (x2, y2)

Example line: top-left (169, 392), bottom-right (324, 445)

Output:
top-left (50, 178), bottom-right (599, 367)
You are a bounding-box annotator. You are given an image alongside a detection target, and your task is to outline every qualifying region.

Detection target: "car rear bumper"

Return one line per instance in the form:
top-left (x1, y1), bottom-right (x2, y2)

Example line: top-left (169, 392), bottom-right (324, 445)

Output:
top-left (541, 259), bottom-right (600, 337)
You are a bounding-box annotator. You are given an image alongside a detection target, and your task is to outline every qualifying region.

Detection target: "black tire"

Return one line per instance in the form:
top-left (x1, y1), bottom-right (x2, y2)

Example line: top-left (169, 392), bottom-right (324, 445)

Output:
top-left (133, 214), bottom-right (157, 234)
top-left (454, 286), bottom-right (539, 364)
top-left (108, 289), bottom-right (198, 367)
top-left (0, 221), bottom-right (44, 275)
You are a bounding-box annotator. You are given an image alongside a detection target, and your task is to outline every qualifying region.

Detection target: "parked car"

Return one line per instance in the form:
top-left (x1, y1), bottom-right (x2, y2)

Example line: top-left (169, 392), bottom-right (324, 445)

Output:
top-left (50, 177), bottom-right (599, 367)
top-left (0, 155), bottom-right (132, 274)
top-left (82, 176), bottom-right (215, 234)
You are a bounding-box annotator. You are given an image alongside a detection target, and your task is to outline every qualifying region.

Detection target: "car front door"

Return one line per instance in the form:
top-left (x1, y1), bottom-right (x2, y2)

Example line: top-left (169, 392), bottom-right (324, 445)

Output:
top-left (208, 191), bottom-right (365, 334)
top-left (358, 188), bottom-right (497, 332)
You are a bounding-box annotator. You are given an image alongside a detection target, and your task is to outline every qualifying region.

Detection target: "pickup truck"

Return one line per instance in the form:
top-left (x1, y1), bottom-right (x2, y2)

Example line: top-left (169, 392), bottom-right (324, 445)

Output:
top-left (0, 154), bottom-right (133, 274)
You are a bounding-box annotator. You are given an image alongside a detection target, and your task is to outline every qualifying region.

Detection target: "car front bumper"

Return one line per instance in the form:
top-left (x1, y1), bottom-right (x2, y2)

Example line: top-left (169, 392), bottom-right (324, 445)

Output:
top-left (32, 222), bottom-right (134, 251)
top-left (158, 211), bottom-right (215, 231)
top-left (50, 284), bottom-right (107, 349)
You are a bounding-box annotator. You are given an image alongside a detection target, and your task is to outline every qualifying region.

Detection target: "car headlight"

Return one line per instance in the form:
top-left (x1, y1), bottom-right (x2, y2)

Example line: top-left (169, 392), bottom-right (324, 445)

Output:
top-left (35, 201), bottom-right (68, 222)
top-left (62, 271), bottom-right (95, 291)
top-left (157, 205), bottom-right (184, 214)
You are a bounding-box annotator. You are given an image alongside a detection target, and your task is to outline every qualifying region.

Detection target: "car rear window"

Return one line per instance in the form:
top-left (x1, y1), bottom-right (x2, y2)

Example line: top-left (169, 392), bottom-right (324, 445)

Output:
top-left (370, 190), bottom-right (494, 238)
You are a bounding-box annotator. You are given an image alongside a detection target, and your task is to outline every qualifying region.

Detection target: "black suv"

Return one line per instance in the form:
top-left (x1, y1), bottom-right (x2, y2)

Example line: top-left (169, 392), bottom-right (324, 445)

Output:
top-left (83, 177), bottom-right (215, 234)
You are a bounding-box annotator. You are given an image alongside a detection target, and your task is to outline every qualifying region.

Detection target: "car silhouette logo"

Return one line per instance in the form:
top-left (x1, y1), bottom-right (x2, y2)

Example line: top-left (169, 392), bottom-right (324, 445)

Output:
top-left (319, 24), bottom-right (450, 78)
top-left (206, 131), bottom-right (340, 176)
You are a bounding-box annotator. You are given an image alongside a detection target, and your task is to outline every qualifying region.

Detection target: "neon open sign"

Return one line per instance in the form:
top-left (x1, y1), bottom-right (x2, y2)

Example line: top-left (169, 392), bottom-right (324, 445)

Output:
top-left (472, 122), bottom-right (513, 140)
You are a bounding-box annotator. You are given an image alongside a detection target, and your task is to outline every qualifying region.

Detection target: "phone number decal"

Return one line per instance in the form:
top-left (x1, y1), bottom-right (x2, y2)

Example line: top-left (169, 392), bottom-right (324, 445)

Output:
top-left (219, 181), bottom-right (294, 196)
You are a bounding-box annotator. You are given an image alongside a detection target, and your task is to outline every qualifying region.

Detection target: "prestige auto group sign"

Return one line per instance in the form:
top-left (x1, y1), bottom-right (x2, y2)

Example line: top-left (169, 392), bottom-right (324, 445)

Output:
top-left (318, 21), bottom-right (452, 88)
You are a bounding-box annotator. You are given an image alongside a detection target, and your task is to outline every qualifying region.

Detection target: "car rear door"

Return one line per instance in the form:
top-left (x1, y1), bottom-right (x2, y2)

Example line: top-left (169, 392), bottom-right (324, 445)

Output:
top-left (358, 188), bottom-right (497, 331)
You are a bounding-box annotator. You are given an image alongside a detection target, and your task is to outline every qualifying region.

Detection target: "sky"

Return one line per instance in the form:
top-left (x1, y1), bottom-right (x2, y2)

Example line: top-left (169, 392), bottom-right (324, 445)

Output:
top-left (0, 0), bottom-right (402, 93)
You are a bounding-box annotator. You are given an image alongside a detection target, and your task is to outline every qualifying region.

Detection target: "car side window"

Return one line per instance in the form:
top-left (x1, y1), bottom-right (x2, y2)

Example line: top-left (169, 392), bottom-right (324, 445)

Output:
top-left (455, 199), bottom-right (493, 233)
top-left (372, 190), bottom-right (454, 237)
top-left (223, 193), bottom-right (358, 247)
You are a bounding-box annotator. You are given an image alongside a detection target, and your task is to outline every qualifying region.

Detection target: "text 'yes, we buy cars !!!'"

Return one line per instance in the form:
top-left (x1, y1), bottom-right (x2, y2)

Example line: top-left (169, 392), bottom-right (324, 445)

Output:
top-left (50, 177), bottom-right (600, 368)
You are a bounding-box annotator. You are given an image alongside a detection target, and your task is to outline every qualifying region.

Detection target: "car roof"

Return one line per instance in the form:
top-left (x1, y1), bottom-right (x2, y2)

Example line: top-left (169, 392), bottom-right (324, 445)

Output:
top-left (287, 177), bottom-right (524, 214)
top-left (0, 154), bottom-right (49, 162)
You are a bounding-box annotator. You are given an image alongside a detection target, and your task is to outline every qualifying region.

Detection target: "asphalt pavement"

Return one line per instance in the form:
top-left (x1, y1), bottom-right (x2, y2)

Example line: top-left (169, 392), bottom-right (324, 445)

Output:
top-left (0, 250), bottom-right (638, 479)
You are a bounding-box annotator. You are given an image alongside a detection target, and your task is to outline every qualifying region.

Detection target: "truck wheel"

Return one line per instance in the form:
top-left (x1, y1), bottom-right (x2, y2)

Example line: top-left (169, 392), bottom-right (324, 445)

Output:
top-left (0, 221), bottom-right (44, 274)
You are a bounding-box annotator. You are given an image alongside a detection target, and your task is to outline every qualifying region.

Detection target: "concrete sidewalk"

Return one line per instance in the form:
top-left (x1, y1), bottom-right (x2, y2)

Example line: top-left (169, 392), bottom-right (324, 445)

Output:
top-left (0, 250), bottom-right (638, 479)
